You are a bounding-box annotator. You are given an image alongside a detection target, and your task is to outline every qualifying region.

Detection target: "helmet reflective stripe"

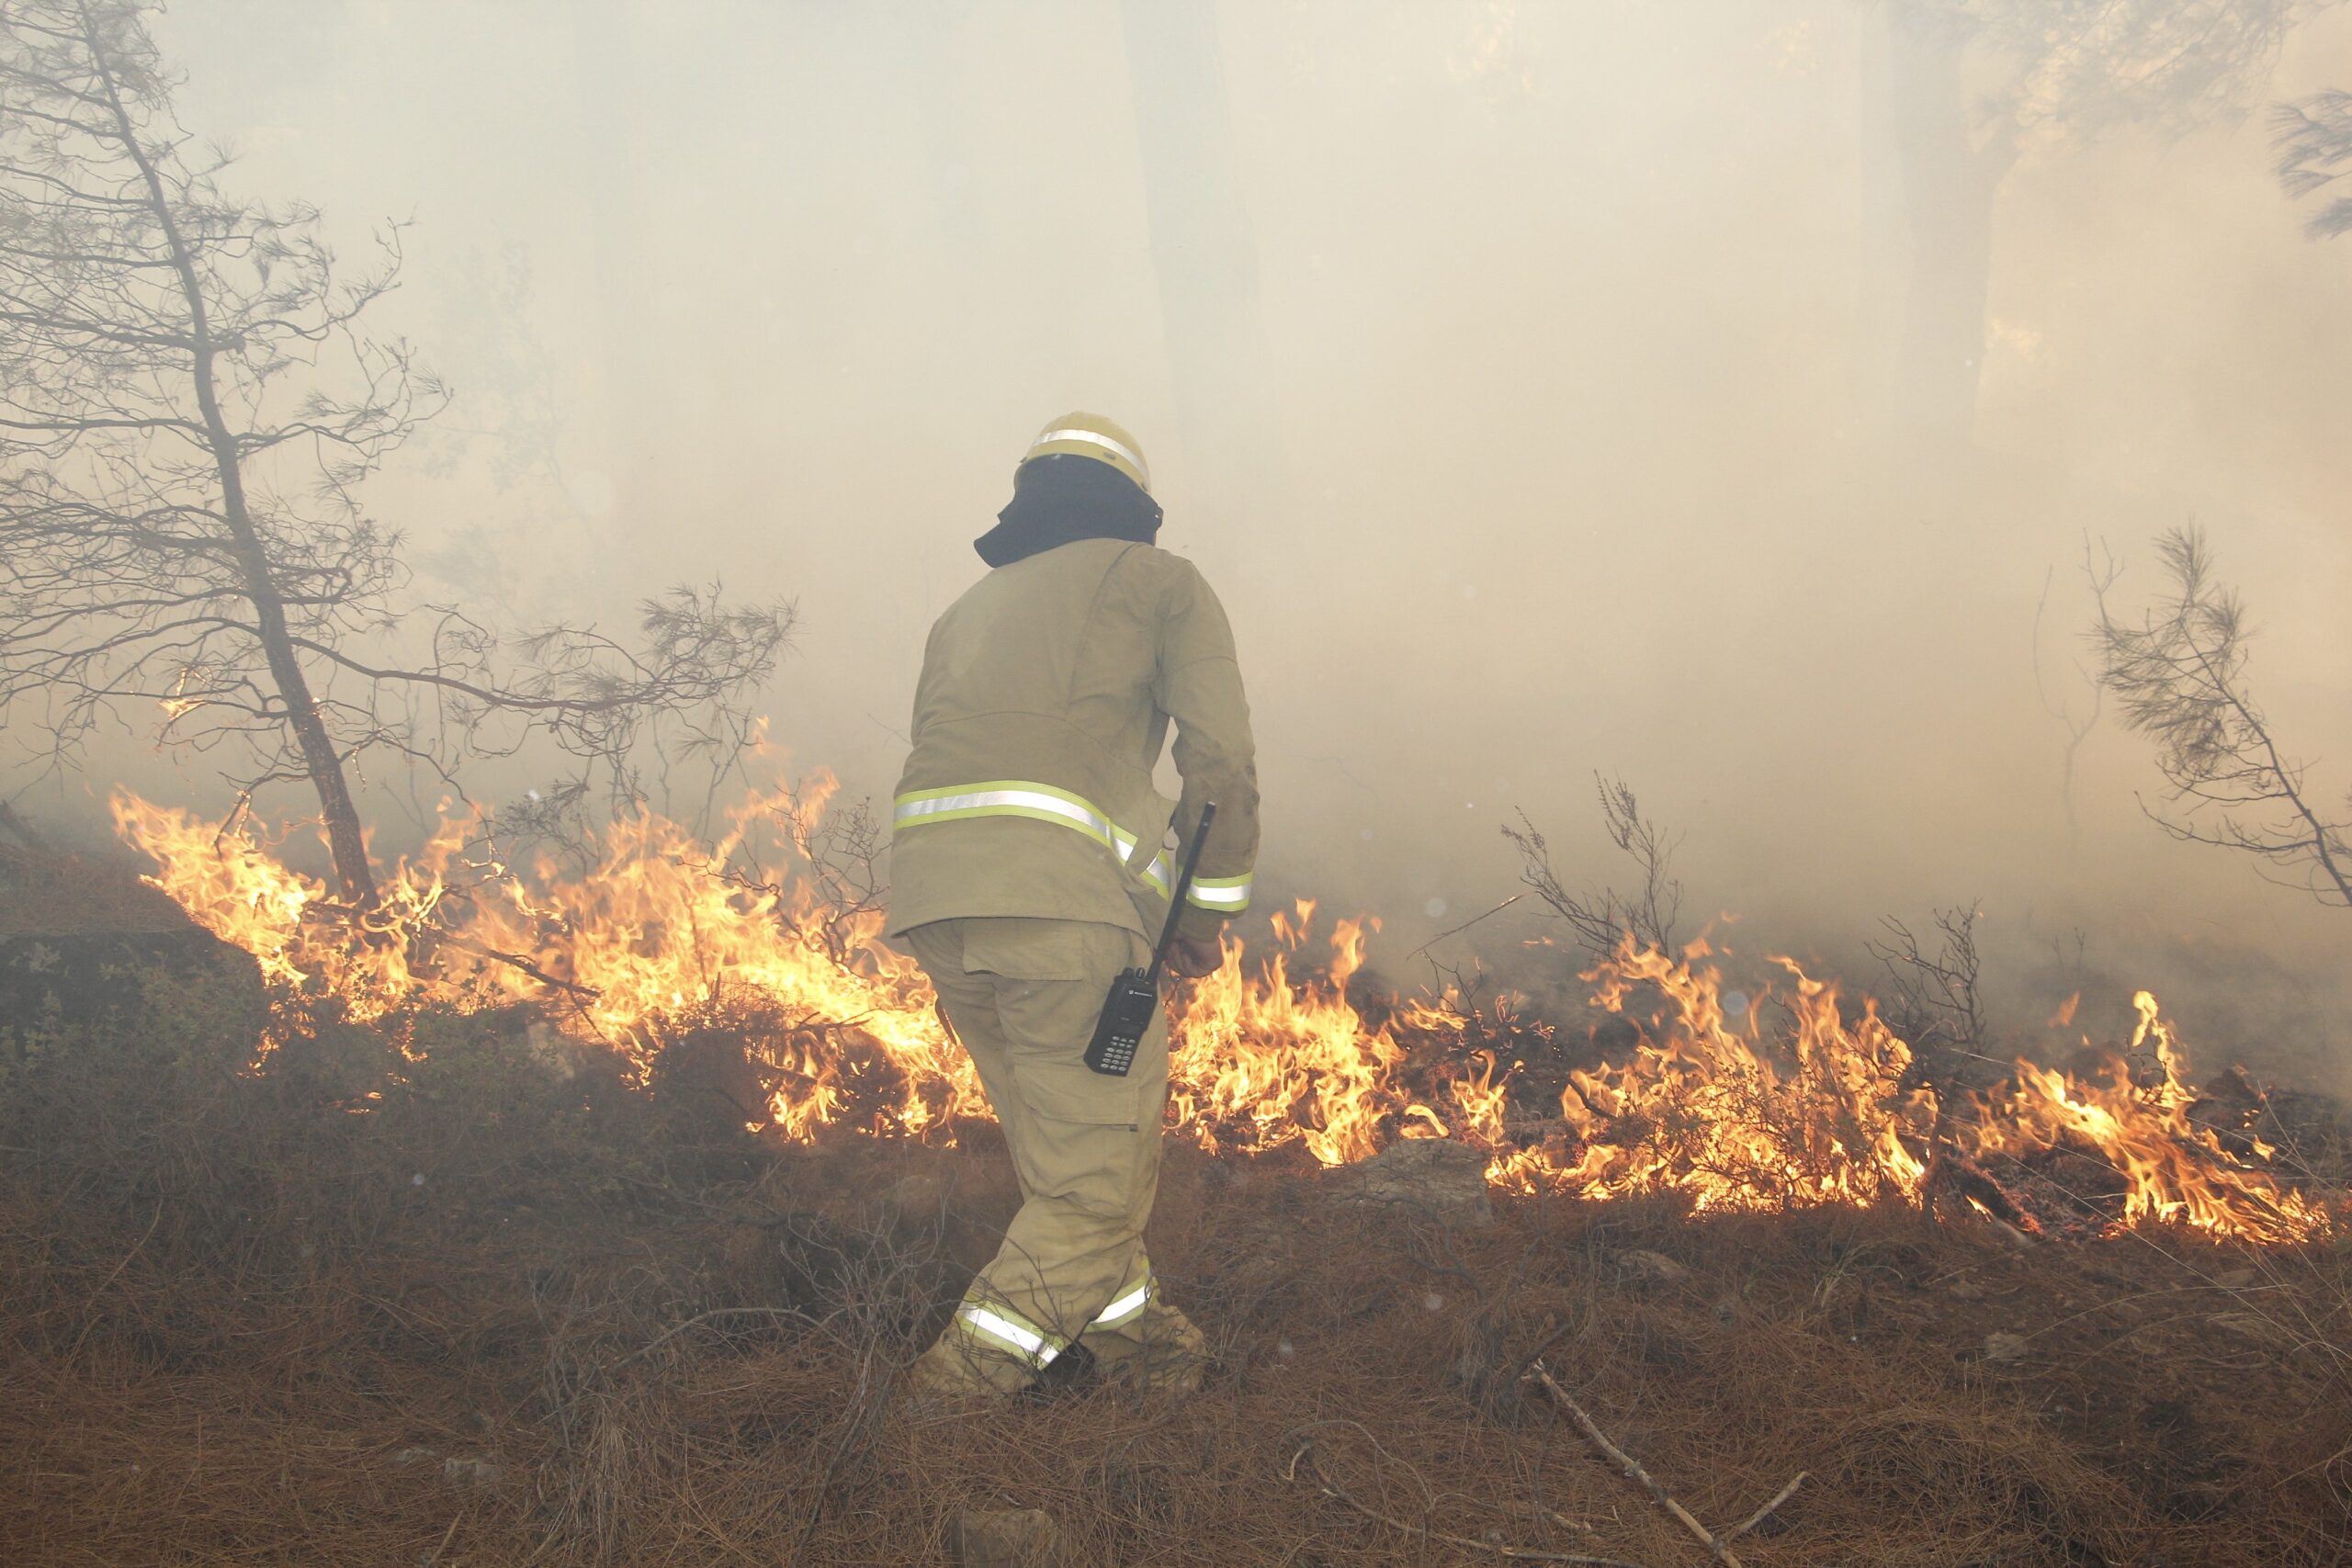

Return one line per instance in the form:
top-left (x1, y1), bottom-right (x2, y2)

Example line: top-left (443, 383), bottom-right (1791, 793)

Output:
top-left (1027, 426), bottom-right (1150, 491)
top-left (1089, 1279), bottom-right (1151, 1331)
top-left (956, 1301), bottom-right (1066, 1370)
top-left (1186, 874), bottom-right (1252, 914)
top-left (894, 781), bottom-right (1178, 896)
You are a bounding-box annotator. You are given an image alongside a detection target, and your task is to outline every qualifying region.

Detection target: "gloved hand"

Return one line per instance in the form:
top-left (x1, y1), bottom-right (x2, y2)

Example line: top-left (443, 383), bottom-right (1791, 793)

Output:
top-left (1166, 933), bottom-right (1224, 980)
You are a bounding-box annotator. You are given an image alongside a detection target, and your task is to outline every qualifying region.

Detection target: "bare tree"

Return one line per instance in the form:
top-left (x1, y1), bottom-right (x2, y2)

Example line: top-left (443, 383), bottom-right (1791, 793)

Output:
top-left (713, 781), bottom-right (889, 970)
top-left (0, 1), bottom-right (793, 909)
top-left (1503, 773), bottom-right (1684, 962)
top-left (1868, 904), bottom-right (1987, 1055)
top-left (2091, 525), bottom-right (2351, 909)
top-left (2272, 88), bottom-right (2352, 238)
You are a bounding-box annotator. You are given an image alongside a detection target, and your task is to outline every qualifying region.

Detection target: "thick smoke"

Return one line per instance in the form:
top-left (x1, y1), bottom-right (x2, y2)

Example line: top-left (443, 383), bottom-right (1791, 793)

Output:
top-left (40, 1), bottom-right (2350, 1072)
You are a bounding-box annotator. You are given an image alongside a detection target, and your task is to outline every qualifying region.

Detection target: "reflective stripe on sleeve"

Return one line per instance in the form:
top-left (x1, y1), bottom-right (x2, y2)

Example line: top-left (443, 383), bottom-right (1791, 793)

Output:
top-left (955, 1301), bottom-right (1066, 1371)
top-left (1186, 874), bottom-right (1253, 914)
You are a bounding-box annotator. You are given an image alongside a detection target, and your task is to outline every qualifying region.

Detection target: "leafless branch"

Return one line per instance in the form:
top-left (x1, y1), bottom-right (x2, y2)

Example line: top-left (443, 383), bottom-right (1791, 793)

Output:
top-left (1868, 903), bottom-right (1986, 1055)
top-left (1505, 773), bottom-right (1683, 962)
top-left (2272, 87), bottom-right (2352, 239)
top-left (2089, 525), bottom-right (2351, 910)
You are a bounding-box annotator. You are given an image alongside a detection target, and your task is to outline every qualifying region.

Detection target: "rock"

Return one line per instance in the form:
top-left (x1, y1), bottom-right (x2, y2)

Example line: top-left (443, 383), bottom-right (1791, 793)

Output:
top-left (523, 1021), bottom-right (581, 1081)
top-left (874, 1170), bottom-right (948, 1233)
top-left (393, 1447), bottom-right (500, 1489)
top-left (1326, 1138), bottom-right (1492, 1224)
top-left (0, 927), bottom-right (262, 1040)
top-left (652, 1031), bottom-right (768, 1131)
top-left (0, 840), bottom-right (191, 935)
top-left (440, 1455), bottom-right (502, 1489)
top-left (1984, 1331), bottom-right (2029, 1363)
top-left (950, 1506), bottom-right (1062, 1567)
top-left (1620, 1249), bottom-right (1692, 1284)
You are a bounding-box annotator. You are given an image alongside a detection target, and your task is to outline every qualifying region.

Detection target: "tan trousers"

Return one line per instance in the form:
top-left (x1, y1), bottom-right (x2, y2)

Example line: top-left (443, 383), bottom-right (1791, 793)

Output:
top-left (905, 917), bottom-right (1181, 1393)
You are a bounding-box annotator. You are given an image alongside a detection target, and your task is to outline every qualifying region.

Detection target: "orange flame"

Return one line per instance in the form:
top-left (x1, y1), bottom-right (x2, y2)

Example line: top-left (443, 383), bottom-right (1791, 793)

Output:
top-left (109, 785), bottom-right (2334, 1244)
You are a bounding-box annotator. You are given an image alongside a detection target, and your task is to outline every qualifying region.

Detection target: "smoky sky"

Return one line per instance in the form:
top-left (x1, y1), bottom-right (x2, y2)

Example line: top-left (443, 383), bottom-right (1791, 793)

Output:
top-left (56, 1), bottom-right (2352, 1054)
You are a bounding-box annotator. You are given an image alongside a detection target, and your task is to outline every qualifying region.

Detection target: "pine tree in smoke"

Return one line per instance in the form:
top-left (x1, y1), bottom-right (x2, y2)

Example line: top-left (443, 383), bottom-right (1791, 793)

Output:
top-left (0, 0), bottom-right (794, 909)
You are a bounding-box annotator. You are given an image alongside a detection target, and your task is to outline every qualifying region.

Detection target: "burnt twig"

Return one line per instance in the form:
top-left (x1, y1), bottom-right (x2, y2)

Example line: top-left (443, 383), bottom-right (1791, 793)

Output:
top-left (429, 931), bottom-right (602, 1000)
top-left (1283, 1430), bottom-right (1653, 1567)
top-left (1724, 1472), bottom-right (1806, 1542)
top-left (1525, 1359), bottom-right (1803, 1567)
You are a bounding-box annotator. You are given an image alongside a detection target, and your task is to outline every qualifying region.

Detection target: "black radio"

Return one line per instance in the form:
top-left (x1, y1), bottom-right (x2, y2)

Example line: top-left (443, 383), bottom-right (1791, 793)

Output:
top-left (1083, 802), bottom-right (1217, 1077)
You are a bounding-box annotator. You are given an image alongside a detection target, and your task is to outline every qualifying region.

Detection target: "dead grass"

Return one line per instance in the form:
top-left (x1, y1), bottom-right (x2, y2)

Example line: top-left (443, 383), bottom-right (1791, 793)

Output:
top-left (4, 958), bottom-right (2352, 1566)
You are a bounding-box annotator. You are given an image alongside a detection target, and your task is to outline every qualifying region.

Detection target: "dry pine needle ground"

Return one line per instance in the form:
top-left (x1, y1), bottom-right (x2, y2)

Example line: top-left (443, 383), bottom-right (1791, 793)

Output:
top-left (4, 942), bottom-right (2351, 1566)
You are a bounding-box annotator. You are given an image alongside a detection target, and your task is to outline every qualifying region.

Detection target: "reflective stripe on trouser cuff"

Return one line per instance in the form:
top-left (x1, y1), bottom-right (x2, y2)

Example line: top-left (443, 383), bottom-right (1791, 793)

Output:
top-left (1088, 1278), bottom-right (1151, 1332)
top-left (1187, 874), bottom-right (1252, 913)
top-left (894, 781), bottom-right (1172, 895)
top-left (954, 1301), bottom-right (1066, 1371)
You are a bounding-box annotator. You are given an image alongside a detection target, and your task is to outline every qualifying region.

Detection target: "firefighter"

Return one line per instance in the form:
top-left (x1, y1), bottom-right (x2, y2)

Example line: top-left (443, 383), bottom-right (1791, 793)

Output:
top-left (888, 412), bottom-right (1260, 1403)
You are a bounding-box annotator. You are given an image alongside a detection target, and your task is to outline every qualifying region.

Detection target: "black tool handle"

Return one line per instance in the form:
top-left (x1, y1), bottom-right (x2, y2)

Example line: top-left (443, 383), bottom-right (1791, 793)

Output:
top-left (1144, 801), bottom-right (1217, 986)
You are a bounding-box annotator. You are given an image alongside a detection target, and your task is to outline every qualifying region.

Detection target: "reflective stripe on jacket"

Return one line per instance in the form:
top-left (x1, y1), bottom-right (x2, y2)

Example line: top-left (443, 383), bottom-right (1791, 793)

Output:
top-left (888, 538), bottom-right (1259, 942)
top-left (894, 781), bottom-right (1178, 897)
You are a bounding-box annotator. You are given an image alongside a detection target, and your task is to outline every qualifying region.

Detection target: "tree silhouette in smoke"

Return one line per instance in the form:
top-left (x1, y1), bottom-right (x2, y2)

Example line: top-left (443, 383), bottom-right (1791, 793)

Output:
top-left (1875, 0), bottom-right (2339, 458)
top-left (2273, 88), bottom-right (2352, 237)
top-left (0, 0), bottom-right (793, 909)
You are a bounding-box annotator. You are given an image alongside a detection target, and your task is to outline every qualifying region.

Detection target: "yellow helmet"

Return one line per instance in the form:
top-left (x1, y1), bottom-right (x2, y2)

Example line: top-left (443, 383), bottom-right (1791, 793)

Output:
top-left (1021, 412), bottom-right (1150, 494)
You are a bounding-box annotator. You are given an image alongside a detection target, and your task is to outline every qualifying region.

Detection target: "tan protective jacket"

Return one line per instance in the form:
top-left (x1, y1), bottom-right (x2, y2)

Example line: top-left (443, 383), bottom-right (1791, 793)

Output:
top-left (888, 538), bottom-right (1258, 943)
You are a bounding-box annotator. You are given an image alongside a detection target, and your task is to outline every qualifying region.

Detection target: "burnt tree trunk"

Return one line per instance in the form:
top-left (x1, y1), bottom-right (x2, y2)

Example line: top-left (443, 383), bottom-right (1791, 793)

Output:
top-left (88, 20), bottom-right (378, 908)
top-left (569, 0), bottom-right (661, 575)
top-left (1118, 0), bottom-right (1287, 529)
top-left (1883, 4), bottom-right (2016, 470)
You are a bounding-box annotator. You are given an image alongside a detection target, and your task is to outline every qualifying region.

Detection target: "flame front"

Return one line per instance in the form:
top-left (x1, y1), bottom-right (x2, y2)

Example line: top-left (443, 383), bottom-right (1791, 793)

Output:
top-left (1470, 943), bottom-right (1936, 1212)
top-left (110, 786), bottom-right (2333, 1244)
